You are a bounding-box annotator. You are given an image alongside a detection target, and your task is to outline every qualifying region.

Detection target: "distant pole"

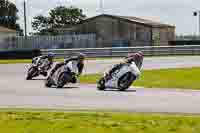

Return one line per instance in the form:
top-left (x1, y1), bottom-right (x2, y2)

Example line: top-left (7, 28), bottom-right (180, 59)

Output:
top-left (24, 0), bottom-right (27, 38)
top-left (194, 10), bottom-right (200, 36)
top-left (100, 0), bottom-right (104, 14)
top-left (199, 11), bottom-right (200, 36)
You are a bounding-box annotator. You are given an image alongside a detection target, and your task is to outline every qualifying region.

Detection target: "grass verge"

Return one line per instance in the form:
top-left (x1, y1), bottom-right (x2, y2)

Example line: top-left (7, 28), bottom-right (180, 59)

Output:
top-left (0, 111), bottom-right (200, 133)
top-left (0, 59), bottom-right (32, 64)
top-left (80, 67), bottom-right (200, 90)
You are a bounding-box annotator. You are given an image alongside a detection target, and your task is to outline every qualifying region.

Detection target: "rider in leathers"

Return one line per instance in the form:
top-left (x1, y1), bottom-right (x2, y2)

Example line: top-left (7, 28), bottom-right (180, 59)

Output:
top-left (32, 52), bottom-right (55, 76)
top-left (105, 51), bottom-right (144, 80)
top-left (48, 53), bottom-right (85, 83)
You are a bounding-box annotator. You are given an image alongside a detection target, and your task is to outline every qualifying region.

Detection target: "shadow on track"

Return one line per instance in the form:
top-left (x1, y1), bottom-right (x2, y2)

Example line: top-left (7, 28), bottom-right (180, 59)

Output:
top-left (103, 89), bottom-right (136, 92)
top-left (27, 78), bottom-right (46, 81)
top-left (52, 86), bottom-right (79, 89)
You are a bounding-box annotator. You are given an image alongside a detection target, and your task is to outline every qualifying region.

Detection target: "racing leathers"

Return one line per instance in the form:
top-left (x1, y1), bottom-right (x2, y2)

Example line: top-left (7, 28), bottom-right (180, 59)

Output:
top-left (48, 57), bottom-right (84, 83)
top-left (32, 55), bottom-right (53, 76)
top-left (106, 53), bottom-right (143, 80)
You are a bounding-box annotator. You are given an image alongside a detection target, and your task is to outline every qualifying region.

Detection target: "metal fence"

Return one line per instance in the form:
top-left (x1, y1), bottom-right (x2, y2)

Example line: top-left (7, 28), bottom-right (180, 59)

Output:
top-left (0, 34), bottom-right (96, 49)
top-left (41, 45), bottom-right (200, 58)
top-left (176, 35), bottom-right (200, 40)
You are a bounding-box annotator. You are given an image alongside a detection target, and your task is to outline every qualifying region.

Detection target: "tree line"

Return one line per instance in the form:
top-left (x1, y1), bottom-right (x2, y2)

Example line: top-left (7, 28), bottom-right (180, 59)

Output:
top-left (0, 0), bottom-right (23, 35)
top-left (32, 6), bottom-right (86, 35)
top-left (0, 0), bottom-right (86, 36)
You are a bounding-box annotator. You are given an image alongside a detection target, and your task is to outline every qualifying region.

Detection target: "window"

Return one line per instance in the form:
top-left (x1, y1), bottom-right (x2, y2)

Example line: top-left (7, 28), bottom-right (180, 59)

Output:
top-left (130, 25), bottom-right (136, 40)
top-left (152, 29), bottom-right (160, 46)
top-left (136, 26), bottom-right (143, 41)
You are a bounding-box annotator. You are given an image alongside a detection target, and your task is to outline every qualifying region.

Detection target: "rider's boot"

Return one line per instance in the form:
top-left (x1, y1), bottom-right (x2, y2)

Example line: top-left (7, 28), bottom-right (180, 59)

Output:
top-left (70, 76), bottom-right (77, 83)
top-left (105, 73), bottom-right (112, 81)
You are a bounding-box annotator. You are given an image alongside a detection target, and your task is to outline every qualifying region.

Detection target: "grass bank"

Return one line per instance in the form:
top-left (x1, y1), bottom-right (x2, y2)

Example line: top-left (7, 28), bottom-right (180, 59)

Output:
top-left (0, 111), bottom-right (200, 133)
top-left (80, 67), bottom-right (200, 90)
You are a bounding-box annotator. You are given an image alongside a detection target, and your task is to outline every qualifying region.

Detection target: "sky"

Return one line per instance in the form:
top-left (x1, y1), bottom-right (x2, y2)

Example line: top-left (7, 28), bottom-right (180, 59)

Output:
top-left (10, 0), bottom-right (200, 35)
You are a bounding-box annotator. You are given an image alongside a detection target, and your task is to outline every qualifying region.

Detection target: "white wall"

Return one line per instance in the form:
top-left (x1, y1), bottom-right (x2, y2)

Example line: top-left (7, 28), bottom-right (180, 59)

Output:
top-left (0, 32), bottom-right (16, 43)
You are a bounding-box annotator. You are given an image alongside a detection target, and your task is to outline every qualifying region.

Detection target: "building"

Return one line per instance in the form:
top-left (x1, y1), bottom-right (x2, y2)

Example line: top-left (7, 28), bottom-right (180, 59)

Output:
top-left (60, 14), bottom-right (175, 48)
top-left (0, 26), bottom-right (17, 41)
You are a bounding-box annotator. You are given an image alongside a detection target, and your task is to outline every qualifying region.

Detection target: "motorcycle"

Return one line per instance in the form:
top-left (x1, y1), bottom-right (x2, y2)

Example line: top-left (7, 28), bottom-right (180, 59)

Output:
top-left (97, 61), bottom-right (141, 91)
top-left (26, 58), bottom-right (50, 80)
top-left (45, 61), bottom-right (79, 88)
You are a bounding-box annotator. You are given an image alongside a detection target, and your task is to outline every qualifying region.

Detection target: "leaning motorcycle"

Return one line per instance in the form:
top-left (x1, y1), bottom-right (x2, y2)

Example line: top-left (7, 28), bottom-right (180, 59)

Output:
top-left (45, 61), bottom-right (79, 88)
top-left (97, 61), bottom-right (141, 91)
top-left (26, 58), bottom-right (49, 80)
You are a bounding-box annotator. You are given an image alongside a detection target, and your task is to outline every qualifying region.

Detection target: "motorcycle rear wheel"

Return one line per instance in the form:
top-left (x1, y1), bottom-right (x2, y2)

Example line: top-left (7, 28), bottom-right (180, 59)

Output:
top-left (57, 72), bottom-right (70, 88)
top-left (97, 78), bottom-right (106, 91)
top-left (45, 78), bottom-right (52, 88)
top-left (26, 76), bottom-right (32, 80)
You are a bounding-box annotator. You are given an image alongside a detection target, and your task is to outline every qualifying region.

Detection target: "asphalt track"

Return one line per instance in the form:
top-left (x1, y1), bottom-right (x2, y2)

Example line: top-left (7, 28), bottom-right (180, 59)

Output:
top-left (1, 56), bottom-right (200, 75)
top-left (0, 56), bottom-right (200, 113)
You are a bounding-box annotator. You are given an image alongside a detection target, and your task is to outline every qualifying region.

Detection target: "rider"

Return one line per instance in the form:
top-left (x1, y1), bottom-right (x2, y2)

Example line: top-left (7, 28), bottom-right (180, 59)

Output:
top-left (105, 51), bottom-right (144, 80)
top-left (32, 52), bottom-right (55, 76)
top-left (48, 53), bottom-right (86, 83)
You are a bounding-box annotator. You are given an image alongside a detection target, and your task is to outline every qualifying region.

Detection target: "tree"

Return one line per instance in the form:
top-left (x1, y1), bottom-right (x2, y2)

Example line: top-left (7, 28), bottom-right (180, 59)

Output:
top-left (32, 6), bottom-right (86, 35)
top-left (0, 0), bottom-right (22, 34)
top-left (32, 15), bottom-right (52, 35)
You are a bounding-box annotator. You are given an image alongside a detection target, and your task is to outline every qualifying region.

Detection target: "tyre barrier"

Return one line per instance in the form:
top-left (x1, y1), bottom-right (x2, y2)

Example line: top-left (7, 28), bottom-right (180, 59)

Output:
top-left (0, 49), bottom-right (41, 59)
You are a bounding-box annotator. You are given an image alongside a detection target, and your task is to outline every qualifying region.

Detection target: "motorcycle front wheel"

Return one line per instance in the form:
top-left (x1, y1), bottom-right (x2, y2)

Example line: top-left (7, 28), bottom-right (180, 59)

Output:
top-left (118, 72), bottom-right (136, 91)
top-left (26, 67), bottom-right (38, 80)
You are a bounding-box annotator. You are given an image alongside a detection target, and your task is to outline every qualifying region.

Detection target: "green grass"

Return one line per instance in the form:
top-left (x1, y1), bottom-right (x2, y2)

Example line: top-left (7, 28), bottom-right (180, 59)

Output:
top-left (80, 67), bottom-right (200, 90)
top-left (0, 111), bottom-right (200, 133)
top-left (0, 59), bottom-right (32, 64)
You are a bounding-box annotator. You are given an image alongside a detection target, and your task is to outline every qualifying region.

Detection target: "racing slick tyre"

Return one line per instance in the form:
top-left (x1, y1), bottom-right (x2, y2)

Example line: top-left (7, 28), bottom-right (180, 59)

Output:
top-left (97, 77), bottom-right (106, 91)
top-left (45, 77), bottom-right (52, 88)
top-left (118, 72), bottom-right (136, 91)
top-left (57, 72), bottom-right (70, 88)
top-left (26, 67), bottom-right (38, 80)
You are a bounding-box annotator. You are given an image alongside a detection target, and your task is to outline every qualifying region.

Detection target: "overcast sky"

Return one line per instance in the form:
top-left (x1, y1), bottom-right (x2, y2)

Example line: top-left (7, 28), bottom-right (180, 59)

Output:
top-left (11, 0), bottom-right (200, 35)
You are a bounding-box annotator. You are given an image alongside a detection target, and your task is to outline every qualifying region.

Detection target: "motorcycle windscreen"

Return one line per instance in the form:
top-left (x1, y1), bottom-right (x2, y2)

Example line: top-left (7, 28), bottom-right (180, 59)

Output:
top-left (32, 58), bottom-right (39, 67)
top-left (39, 59), bottom-right (49, 69)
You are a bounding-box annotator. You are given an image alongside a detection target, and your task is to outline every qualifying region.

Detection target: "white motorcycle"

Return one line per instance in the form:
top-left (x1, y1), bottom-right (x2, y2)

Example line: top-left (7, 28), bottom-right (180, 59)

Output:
top-left (45, 60), bottom-right (79, 88)
top-left (97, 61), bottom-right (141, 91)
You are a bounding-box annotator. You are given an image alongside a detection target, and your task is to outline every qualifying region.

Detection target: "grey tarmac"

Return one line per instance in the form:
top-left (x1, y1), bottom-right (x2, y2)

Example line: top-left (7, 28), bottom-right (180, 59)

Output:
top-left (1, 56), bottom-right (200, 75)
top-left (0, 78), bottom-right (200, 113)
top-left (0, 56), bottom-right (200, 113)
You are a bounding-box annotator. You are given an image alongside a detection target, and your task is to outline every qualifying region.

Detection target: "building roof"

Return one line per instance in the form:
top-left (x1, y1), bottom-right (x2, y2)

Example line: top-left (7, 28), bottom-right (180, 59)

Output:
top-left (0, 26), bottom-right (16, 33)
top-left (83, 14), bottom-right (175, 28)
